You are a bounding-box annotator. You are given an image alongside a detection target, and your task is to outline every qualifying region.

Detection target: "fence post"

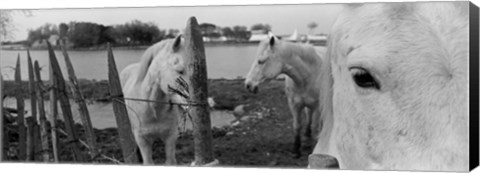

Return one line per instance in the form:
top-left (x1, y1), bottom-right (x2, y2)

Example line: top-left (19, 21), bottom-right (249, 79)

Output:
top-left (27, 51), bottom-right (41, 161)
top-left (0, 66), bottom-right (4, 161)
top-left (26, 117), bottom-right (35, 161)
top-left (27, 51), bottom-right (38, 121)
top-left (34, 61), bottom-right (51, 162)
top-left (15, 54), bottom-right (27, 161)
top-left (107, 43), bottom-right (139, 164)
top-left (61, 44), bottom-right (98, 159)
top-left (184, 17), bottom-right (216, 166)
top-left (49, 54), bottom-right (60, 162)
top-left (47, 42), bottom-right (85, 162)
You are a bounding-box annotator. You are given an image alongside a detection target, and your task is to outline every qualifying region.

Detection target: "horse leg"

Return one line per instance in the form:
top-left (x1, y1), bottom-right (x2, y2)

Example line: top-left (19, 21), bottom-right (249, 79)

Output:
top-left (305, 108), bottom-right (313, 139)
top-left (162, 128), bottom-right (178, 165)
top-left (288, 98), bottom-right (303, 158)
top-left (310, 109), bottom-right (323, 141)
top-left (135, 134), bottom-right (154, 165)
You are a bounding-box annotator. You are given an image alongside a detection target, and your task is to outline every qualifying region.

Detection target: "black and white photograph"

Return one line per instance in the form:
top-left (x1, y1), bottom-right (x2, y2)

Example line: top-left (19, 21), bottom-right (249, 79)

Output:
top-left (0, 0), bottom-right (478, 172)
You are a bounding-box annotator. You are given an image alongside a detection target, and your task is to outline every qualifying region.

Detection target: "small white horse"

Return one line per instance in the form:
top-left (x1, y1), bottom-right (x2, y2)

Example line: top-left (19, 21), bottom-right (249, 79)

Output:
top-left (120, 35), bottom-right (190, 165)
top-left (310, 2), bottom-right (469, 171)
top-left (245, 33), bottom-right (327, 157)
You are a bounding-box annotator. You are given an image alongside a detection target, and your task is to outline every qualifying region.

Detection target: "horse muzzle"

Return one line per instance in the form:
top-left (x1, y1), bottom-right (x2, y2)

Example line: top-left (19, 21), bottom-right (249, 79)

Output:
top-left (308, 154), bottom-right (340, 169)
top-left (245, 83), bottom-right (258, 94)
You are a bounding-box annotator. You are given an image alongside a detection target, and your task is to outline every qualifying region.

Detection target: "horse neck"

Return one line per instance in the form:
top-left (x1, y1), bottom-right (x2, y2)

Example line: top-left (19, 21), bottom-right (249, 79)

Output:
top-left (280, 42), bottom-right (321, 87)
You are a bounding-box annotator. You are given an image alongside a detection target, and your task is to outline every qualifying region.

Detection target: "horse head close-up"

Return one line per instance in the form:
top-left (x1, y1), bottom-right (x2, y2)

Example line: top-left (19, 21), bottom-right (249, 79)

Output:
top-left (311, 2), bottom-right (470, 171)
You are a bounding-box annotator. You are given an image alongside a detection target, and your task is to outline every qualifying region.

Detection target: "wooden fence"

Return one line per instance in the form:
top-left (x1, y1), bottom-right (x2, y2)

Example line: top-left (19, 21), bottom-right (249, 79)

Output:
top-left (1, 64), bottom-right (4, 161)
top-left (0, 17), bottom-right (215, 165)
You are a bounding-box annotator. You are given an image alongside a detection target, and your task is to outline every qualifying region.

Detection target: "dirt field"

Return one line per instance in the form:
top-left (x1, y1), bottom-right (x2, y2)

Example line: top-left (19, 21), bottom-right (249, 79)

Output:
top-left (3, 79), bottom-right (316, 168)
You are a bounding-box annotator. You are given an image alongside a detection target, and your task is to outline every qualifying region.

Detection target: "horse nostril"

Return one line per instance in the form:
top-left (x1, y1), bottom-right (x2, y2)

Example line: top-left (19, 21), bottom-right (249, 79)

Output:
top-left (253, 86), bottom-right (258, 94)
top-left (246, 84), bottom-right (251, 91)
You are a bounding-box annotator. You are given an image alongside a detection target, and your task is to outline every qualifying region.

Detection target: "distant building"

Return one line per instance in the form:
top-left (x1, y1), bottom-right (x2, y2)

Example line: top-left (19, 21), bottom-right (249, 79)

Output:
top-left (284, 29), bottom-right (300, 42)
top-left (305, 34), bottom-right (327, 42)
top-left (305, 34), bottom-right (328, 46)
top-left (248, 29), bottom-right (269, 42)
top-left (203, 36), bottom-right (228, 42)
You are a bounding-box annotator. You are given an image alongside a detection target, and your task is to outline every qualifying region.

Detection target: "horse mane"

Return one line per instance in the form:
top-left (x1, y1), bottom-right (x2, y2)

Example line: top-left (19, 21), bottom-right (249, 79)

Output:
top-left (280, 41), bottom-right (322, 67)
top-left (314, 42), bottom-right (334, 154)
top-left (136, 39), bottom-right (173, 83)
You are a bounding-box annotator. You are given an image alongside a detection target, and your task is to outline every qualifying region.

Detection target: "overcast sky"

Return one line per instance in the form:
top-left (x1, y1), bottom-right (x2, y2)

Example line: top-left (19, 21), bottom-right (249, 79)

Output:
top-left (7, 3), bottom-right (344, 41)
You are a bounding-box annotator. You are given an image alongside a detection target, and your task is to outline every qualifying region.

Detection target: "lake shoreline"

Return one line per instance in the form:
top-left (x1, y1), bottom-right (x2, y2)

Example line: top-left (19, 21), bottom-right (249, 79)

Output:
top-left (0, 41), bottom-right (259, 51)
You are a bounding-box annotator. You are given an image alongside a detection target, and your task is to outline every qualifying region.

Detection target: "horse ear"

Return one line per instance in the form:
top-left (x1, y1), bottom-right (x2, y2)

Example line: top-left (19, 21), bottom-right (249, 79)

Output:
top-left (172, 34), bottom-right (182, 52)
top-left (268, 31), bottom-right (275, 38)
top-left (269, 35), bottom-right (276, 47)
top-left (268, 32), bottom-right (277, 47)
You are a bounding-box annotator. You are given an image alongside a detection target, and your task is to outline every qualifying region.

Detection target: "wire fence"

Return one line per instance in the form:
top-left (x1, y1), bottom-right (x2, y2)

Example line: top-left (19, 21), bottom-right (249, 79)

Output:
top-left (1, 75), bottom-right (204, 164)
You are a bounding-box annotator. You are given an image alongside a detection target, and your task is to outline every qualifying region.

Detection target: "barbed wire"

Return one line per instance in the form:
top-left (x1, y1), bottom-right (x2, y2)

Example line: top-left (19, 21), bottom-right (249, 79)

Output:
top-left (108, 95), bottom-right (206, 107)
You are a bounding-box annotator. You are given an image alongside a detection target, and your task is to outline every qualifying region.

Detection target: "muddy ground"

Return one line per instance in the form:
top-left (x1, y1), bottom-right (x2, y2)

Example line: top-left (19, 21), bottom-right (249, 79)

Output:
top-left (3, 79), bottom-right (316, 168)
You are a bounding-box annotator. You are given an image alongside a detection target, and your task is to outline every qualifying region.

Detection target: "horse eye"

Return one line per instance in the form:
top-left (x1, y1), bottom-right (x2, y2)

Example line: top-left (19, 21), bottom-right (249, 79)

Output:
top-left (350, 67), bottom-right (380, 90)
top-left (258, 59), bottom-right (266, 65)
top-left (178, 70), bottom-right (185, 75)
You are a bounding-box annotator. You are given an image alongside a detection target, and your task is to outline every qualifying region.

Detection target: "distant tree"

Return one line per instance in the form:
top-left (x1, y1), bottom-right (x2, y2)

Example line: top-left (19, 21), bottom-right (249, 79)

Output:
top-left (165, 29), bottom-right (180, 39)
top-left (26, 23), bottom-right (59, 46)
top-left (113, 20), bottom-right (163, 45)
top-left (1, 10), bottom-right (31, 41)
top-left (59, 23), bottom-right (69, 39)
top-left (67, 21), bottom-right (114, 48)
top-left (222, 27), bottom-right (235, 40)
top-left (0, 10), bottom-right (14, 40)
top-left (98, 26), bottom-right (116, 45)
top-left (233, 25), bottom-right (251, 42)
top-left (199, 23), bottom-right (216, 34)
top-left (307, 22), bottom-right (318, 35)
top-left (199, 23), bottom-right (222, 38)
top-left (250, 23), bottom-right (271, 34)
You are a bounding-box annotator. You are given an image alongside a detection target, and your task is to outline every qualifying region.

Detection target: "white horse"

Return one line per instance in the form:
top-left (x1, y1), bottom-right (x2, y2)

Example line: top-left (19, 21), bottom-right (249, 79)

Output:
top-left (245, 33), bottom-right (327, 157)
top-left (120, 35), bottom-right (190, 165)
top-left (310, 2), bottom-right (469, 171)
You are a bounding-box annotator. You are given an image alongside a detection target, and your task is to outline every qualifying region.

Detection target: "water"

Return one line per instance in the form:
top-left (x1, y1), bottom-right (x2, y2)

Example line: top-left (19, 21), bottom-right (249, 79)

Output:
top-left (0, 44), bottom-right (258, 80)
top-left (3, 98), bottom-right (236, 130)
top-left (1, 44), bottom-right (251, 130)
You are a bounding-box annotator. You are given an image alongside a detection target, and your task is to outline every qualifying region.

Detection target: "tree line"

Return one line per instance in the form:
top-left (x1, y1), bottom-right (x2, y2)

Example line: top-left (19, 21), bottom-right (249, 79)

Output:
top-left (26, 20), bottom-right (273, 48)
top-left (26, 20), bottom-right (180, 48)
